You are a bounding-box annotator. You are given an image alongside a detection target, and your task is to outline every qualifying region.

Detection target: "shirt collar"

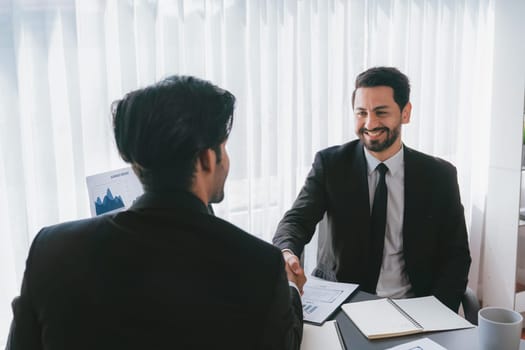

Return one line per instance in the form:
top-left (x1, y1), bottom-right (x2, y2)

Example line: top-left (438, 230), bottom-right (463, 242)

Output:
top-left (364, 145), bottom-right (404, 176)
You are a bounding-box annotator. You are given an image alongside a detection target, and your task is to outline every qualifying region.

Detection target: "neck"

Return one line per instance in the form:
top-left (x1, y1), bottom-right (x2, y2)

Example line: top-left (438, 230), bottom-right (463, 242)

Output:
top-left (190, 177), bottom-right (210, 206)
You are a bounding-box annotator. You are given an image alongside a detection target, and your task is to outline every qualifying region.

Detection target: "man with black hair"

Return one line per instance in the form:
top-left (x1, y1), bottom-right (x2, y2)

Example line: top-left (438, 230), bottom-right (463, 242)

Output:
top-left (274, 67), bottom-right (471, 312)
top-left (7, 76), bottom-right (303, 349)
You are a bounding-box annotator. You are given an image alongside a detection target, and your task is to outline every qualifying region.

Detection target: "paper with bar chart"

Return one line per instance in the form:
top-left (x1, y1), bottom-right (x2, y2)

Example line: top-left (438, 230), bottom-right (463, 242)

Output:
top-left (302, 277), bottom-right (358, 325)
top-left (86, 167), bottom-right (144, 217)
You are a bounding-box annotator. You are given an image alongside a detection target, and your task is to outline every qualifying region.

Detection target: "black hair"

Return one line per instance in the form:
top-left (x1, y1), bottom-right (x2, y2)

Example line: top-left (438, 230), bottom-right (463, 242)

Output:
top-left (112, 75), bottom-right (235, 191)
top-left (351, 67), bottom-right (411, 111)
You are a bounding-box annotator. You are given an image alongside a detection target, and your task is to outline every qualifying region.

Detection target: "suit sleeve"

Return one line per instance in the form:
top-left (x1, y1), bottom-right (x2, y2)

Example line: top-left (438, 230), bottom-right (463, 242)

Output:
top-left (259, 257), bottom-right (303, 350)
top-left (6, 231), bottom-right (44, 350)
top-left (273, 151), bottom-right (328, 257)
top-left (432, 166), bottom-right (471, 312)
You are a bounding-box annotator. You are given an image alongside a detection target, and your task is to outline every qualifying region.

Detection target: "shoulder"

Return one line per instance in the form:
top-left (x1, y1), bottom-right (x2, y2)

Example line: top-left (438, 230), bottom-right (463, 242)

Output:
top-left (22, 216), bottom-right (115, 283)
top-left (317, 139), bottom-right (360, 157)
top-left (315, 139), bottom-right (362, 164)
top-left (206, 215), bottom-right (283, 263)
top-left (33, 215), bottom-right (111, 245)
top-left (28, 215), bottom-right (113, 260)
top-left (404, 145), bottom-right (457, 176)
top-left (183, 213), bottom-right (286, 280)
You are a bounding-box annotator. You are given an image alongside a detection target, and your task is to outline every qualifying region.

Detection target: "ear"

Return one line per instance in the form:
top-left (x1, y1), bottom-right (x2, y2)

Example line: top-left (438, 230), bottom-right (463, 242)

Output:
top-left (197, 148), bottom-right (216, 173)
top-left (401, 102), bottom-right (412, 124)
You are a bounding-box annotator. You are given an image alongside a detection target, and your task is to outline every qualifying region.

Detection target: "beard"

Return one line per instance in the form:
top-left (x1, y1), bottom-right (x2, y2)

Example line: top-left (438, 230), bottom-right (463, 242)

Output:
top-left (209, 188), bottom-right (225, 204)
top-left (209, 166), bottom-right (227, 204)
top-left (358, 125), bottom-right (401, 153)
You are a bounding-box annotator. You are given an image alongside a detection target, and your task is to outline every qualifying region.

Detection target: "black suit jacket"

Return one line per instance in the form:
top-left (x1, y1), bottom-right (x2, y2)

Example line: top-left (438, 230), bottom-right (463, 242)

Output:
top-left (8, 191), bottom-right (303, 350)
top-left (273, 140), bottom-right (471, 311)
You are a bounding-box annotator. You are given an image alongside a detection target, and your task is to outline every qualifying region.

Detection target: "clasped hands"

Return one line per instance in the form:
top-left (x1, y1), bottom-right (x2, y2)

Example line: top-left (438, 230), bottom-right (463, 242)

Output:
top-left (282, 250), bottom-right (307, 295)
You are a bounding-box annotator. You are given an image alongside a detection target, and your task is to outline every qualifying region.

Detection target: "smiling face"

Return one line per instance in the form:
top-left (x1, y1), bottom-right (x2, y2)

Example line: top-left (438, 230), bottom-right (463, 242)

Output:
top-left (354, 86), bottom-right (411, 161)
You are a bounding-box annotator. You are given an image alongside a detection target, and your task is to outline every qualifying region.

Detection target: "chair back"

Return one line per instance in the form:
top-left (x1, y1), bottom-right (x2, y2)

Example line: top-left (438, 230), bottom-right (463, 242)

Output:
top-left (462, 287), bottom-right (480, 325)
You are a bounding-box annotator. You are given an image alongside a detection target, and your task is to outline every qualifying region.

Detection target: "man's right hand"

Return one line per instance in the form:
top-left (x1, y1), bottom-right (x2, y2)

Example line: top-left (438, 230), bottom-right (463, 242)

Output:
top-left (282, 250), bottom-right (307, 295)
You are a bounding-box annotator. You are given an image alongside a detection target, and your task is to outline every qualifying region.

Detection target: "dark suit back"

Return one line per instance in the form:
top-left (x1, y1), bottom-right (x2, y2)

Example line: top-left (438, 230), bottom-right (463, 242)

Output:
top-left (9, 192), bottom-right (302, 349)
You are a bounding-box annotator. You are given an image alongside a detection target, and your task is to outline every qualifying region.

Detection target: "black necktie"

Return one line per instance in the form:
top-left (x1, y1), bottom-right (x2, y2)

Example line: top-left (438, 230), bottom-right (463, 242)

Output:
top-left (365, 163), bottom-right (388, 293)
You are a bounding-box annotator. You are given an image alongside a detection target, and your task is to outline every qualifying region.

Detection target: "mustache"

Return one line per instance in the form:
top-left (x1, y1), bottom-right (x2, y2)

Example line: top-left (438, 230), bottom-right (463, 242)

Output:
top-left (359, 127), bottom-right (389, 133)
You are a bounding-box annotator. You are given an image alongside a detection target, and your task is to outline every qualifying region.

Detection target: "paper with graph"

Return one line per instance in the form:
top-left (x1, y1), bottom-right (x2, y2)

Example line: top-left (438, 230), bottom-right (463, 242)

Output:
top-left (302, 277), bottom-right (358, 325)
top-left (86, 167), bottom-right (143, 217)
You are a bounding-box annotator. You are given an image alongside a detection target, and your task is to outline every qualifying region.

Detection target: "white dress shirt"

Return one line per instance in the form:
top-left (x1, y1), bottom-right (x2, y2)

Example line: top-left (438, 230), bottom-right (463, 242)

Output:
top-left (364, 146), bottom-right (413, 298)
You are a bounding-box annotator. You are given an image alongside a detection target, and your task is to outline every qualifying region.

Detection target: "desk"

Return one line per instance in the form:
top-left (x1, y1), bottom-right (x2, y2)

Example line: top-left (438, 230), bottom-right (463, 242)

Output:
top-left (333, 291), bottom-right (525, 349)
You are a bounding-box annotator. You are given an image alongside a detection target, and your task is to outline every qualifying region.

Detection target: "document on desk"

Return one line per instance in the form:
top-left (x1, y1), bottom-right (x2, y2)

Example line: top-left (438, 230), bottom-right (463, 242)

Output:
top-left (384, 337), bottom-right (447, 350)
top-left (301, 320), bottom-right (345, 350)
top-left (341, 296), bottom-right (474, 339)
top-left (302, 277), bottom-right (358, 325)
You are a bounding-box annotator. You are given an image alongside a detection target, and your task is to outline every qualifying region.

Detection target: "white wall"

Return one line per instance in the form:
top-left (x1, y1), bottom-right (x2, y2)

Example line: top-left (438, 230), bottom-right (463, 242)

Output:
top-left (481, 0), bottom-right (525, 308)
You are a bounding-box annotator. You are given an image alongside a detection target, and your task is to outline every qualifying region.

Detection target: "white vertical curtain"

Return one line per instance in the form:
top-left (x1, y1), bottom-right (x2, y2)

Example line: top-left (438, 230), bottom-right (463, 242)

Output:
top-left (0, 0), bottom-right (493, 344)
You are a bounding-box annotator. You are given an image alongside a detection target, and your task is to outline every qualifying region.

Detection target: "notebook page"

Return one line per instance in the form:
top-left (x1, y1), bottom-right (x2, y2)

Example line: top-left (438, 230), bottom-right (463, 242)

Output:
top-left (392, 296), bottom-right (473, 332)
top-left (341, 299), bottom-right (421, 339)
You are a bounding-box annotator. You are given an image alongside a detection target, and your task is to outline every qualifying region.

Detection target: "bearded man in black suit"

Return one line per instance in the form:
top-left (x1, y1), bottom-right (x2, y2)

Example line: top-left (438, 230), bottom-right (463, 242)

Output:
top-left (7, 76), bottom-right (303, 349)
top-left (274, 67), bottom-right (471, 312)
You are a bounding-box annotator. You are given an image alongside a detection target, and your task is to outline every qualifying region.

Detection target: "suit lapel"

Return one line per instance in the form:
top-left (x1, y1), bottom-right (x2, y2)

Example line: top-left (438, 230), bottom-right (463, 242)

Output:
top-left (333, 142), bottom-right (372, 281)
top-left (348, 142), bottom-right (371, 249)
top-left (403, 146), bottom-right (428, 247)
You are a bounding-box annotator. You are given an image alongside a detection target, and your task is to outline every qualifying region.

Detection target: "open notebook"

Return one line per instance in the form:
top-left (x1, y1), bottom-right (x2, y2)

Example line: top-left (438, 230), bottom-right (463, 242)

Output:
top-left (341, 296), bottom-right (474, 340)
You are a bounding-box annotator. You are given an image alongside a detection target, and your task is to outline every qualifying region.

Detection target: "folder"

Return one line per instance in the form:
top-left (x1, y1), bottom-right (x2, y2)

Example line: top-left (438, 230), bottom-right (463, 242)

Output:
top-left (341, 296), bottom-right (474, 339)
